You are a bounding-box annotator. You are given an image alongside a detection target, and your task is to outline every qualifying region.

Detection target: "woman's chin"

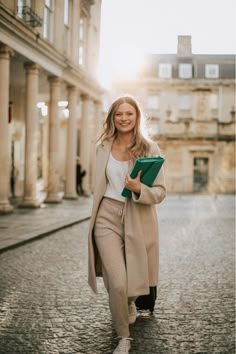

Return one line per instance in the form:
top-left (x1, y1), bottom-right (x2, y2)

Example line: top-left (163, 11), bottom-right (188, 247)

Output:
top-left (117, 127), bottom-right (134, 134)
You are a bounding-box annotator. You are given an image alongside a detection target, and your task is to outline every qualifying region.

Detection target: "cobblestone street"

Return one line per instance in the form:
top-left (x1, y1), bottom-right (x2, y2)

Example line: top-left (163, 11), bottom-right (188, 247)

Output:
top-left (0, 195), bottom-right (235, 354)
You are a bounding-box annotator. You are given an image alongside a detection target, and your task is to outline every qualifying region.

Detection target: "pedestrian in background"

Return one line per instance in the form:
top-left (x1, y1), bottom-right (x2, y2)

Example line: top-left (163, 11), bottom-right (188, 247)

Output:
top-left (87, 96), bottom-right (166, 353)
top-left (76, 157), bottom-right (86, 196)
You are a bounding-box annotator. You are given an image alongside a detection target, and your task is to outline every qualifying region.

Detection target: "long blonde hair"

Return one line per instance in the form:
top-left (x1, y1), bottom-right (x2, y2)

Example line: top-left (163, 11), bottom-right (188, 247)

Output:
top-left (98, 96), bottom-right (151, 159)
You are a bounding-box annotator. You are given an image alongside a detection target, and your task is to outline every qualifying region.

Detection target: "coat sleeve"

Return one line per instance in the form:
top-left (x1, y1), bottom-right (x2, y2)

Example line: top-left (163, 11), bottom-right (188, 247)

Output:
top-left (131, 142), bottom-right (167, 205)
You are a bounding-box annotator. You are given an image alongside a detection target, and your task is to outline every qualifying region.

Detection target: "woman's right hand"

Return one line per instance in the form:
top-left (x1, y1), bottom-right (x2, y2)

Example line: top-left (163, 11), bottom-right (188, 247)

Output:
top-left (125, 170), bottom-right (142, 195)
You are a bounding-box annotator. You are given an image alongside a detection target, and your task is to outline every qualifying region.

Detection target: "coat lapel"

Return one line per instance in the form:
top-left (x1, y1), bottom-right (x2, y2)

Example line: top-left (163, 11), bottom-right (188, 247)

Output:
top-left (100, 139), bottom-right (113, 172)
top-left (92, 139), bottom-right (113, 212)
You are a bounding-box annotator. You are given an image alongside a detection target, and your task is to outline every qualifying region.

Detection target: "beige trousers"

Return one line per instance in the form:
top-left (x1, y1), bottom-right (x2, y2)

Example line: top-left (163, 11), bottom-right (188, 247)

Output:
top-left (94, 197), bottom-right (135, 337)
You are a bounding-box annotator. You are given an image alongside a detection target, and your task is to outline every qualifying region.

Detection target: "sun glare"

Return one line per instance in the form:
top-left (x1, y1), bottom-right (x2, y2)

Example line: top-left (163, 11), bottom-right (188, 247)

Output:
top-left (98, 49), bottom-right (145, 89)
top-left (111, 50), bottom-right (145, 80)
top-left (98, 0), bottom-right (235, 90)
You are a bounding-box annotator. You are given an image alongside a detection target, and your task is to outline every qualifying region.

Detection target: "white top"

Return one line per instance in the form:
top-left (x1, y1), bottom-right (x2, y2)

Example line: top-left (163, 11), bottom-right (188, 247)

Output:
top-left (104, 153), bottom-right (130, 202)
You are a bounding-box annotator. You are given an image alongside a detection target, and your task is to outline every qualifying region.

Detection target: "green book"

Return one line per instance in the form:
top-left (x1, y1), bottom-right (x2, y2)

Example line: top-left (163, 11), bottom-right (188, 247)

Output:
top-left (121, 156), bottom-right (165, 198)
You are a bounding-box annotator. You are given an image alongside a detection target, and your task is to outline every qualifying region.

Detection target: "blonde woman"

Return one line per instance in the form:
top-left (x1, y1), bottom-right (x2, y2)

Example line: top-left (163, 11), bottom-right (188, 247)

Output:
top-left (88, 96), bottom-right (166, 353)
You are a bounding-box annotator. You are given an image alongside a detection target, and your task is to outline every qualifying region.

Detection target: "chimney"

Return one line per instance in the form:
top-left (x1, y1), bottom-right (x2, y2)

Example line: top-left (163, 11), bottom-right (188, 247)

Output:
top-left (177, 35), bottom-right (192, 57)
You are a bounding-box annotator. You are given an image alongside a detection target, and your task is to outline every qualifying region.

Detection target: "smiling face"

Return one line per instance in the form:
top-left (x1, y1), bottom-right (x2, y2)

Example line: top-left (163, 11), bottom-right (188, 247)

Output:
top-left (114, 103), bottom-right (137, 135)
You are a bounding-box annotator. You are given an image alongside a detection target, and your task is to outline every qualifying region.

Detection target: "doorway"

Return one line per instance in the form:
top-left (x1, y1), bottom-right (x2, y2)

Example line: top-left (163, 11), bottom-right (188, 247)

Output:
top-left (193, 157), bottom-right (209, 192)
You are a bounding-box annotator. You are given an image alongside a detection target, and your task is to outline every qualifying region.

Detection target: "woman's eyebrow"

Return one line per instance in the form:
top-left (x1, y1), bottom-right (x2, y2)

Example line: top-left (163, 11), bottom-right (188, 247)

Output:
top-left (116, 110), bottom-right (133, 113)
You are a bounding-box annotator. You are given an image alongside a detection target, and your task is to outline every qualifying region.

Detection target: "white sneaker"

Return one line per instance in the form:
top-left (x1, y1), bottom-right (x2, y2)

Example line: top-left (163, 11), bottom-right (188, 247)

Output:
top-left (113, 338), bottom-right (132, 354)
top-left (128, 301), bottom-right (137, 324)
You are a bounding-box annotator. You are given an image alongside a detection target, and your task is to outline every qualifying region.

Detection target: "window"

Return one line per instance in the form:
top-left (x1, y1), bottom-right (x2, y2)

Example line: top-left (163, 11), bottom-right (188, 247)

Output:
top-left (64, 0), bottom-right (70, 25)
top-left (64, 0), bottom-right (71, 54)
top-left (179, 95), bottom-right (191, 110)
top-left (79, 46), bottom-right (84, 66)
top-left (179, 64), bottom-right (192, 79)
top-left (205, 64), bottom-right (219, 78)
top-left (17, 0), bottom-right (31, 17)
top-left (79, 17), bottom-right (86, 66)
top-left (43, 0), bottom-right (53, 41)
top-left (159, 64), bottom-right (172, 78)
top-left (80, 17), bottom-right (84, 41)
top-left (17, 0), bottom-right (31, 12)
top-left (147, 95), bottom-right (159, 110)
top-left (209, 93), bottom-right (218, 109)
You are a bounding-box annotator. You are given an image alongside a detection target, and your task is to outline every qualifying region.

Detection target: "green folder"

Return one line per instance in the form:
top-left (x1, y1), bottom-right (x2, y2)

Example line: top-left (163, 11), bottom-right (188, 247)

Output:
top-left (121, 156), bottom-right (165, 198)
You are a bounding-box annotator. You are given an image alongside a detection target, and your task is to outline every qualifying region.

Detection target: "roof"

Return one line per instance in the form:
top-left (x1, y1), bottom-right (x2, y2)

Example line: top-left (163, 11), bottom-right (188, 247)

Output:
top-left (141, 53), bottom-right (235, 79)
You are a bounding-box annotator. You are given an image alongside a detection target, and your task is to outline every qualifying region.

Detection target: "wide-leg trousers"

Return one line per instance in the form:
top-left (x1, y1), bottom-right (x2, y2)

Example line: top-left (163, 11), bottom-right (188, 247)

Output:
top-left (94, 197), bottom-right (132, 337)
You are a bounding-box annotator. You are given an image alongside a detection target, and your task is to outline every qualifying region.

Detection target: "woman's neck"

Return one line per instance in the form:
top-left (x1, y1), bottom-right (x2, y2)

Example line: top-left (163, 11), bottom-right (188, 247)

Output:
top-left (115, 132), bottom-right (134, 147)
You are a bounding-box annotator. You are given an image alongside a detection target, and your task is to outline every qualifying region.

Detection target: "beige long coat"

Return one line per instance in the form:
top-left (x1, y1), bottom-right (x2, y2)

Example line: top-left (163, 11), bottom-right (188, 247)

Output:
top-left (88, 139), bottom-right (166, 297)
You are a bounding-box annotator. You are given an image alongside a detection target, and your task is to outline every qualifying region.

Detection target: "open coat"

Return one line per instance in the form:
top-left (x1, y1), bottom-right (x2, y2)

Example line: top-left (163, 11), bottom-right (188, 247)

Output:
top-left (88, 139), bottom-right (166, 297)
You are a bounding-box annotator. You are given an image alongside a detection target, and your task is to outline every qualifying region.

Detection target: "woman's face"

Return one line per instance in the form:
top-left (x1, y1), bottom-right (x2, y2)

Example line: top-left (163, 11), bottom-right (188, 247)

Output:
top-left (114, 103), bottom-right (137, 134)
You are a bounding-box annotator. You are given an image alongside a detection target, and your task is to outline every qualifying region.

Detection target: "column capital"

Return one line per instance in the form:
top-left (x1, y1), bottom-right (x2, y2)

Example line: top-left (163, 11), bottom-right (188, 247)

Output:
top-left (48, 75), bottom-right (61, 84)
top-left (94, 99), bottom-right (102, 106)
top-left (0, 44), bottom-right (14, 58)
top-left (80, 93), bottom-right (90, 101)
top-left (24, 62), bottom-right (40, 73)
top-left (67, 85), bottom-right (78, 94)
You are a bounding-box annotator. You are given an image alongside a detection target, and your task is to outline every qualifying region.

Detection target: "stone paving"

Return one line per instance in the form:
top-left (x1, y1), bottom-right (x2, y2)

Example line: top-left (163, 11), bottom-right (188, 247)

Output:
top-left (0, 196), bottom-right (93, 252)
top-left (0, 195), bottom-right (235, 354)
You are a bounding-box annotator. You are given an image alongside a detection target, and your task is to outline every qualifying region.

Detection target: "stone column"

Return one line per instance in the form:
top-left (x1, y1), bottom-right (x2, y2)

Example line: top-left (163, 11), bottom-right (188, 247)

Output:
top-left (21, 63), bottom-right (41, 207)
top-left (42, 107), bottom-right (49, 193)
top-left (0, 44), bottom-right (14, 213)
top-left (80, 94), bottom-right (91, 195)
top-left (45, 77), bottom-right (62, 203)
top-left (64, 86), bottom-right (78, 199)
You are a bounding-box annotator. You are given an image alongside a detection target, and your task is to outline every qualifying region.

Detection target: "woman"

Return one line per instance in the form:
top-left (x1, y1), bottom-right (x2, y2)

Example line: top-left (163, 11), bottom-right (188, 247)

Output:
top-left (88, 96), bottom-right (166, 353)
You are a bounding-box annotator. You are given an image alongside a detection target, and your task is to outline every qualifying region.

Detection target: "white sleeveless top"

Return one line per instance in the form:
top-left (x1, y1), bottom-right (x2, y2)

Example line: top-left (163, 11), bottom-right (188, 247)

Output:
top-left (104, 153), bottom-right (130, 202)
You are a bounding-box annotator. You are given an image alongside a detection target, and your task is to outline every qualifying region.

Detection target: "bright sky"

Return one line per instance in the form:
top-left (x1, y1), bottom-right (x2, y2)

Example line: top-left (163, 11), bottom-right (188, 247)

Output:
top-left (98, 0), bottom-right (236, 88)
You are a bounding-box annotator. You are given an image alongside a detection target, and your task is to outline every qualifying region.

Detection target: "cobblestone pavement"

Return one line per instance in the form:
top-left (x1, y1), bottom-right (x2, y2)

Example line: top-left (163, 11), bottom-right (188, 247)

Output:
top-left (0, 195), bottom-right (235, 354)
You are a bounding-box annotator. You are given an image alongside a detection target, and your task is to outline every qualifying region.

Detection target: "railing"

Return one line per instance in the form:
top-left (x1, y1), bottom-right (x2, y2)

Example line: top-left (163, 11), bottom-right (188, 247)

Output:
top-left (150, 119), bottom-right (235, 140)
top-left (17, 6), bottom-right (43, 28)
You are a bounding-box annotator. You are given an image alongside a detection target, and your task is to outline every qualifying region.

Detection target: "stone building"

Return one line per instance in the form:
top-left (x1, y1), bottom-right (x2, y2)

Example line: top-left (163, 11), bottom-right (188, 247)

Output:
top-left (0, 0), bottom-right (103, 213)
top-left (111, 36), bottom-right (235, 194)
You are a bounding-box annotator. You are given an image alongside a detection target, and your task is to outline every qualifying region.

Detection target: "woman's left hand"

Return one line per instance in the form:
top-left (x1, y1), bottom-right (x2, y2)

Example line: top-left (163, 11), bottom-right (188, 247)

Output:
top-left (125, 170), bottom-right (142, 194)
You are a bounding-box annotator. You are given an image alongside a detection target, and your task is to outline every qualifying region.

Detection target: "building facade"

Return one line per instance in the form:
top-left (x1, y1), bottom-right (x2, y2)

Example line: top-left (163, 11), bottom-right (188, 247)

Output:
top-left (111, 36), bottom-right (235, 194)
top-left (0, 0), bottom-right (103, 213)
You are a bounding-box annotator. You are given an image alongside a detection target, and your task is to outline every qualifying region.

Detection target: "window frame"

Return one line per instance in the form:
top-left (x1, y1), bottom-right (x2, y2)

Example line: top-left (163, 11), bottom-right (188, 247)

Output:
top-left (79, 16), bottom-right (86, 66)
top-left (205, 64), bottom-right (219, 79)
top-left (17, 0), bottom-right (32, 18)
top-left (64, 0), bottom-right (71, 54)
top-left (146, 95), bottom-right (160, 110)
top-left (179, 63), bottom-right (192, 79)
top-left (179, 94), bottom-right (191, 110)
top-left (159, 63), bottom-right (172, 79)
top-left (43, 0), bottom-right (53, 42)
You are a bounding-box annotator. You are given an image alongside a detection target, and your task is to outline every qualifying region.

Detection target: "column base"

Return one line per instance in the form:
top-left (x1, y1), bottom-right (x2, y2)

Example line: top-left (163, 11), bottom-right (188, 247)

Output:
top-left (83, 190), bottom-right (91, 197)
top-left (45, 193), bottom-right (63, 203)
top-left (0, 202), bottom-right (14, 214)
top-left (63, 194), bottom-right (78, 200)
top-left (19, 198), bottom-right (42, 208)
